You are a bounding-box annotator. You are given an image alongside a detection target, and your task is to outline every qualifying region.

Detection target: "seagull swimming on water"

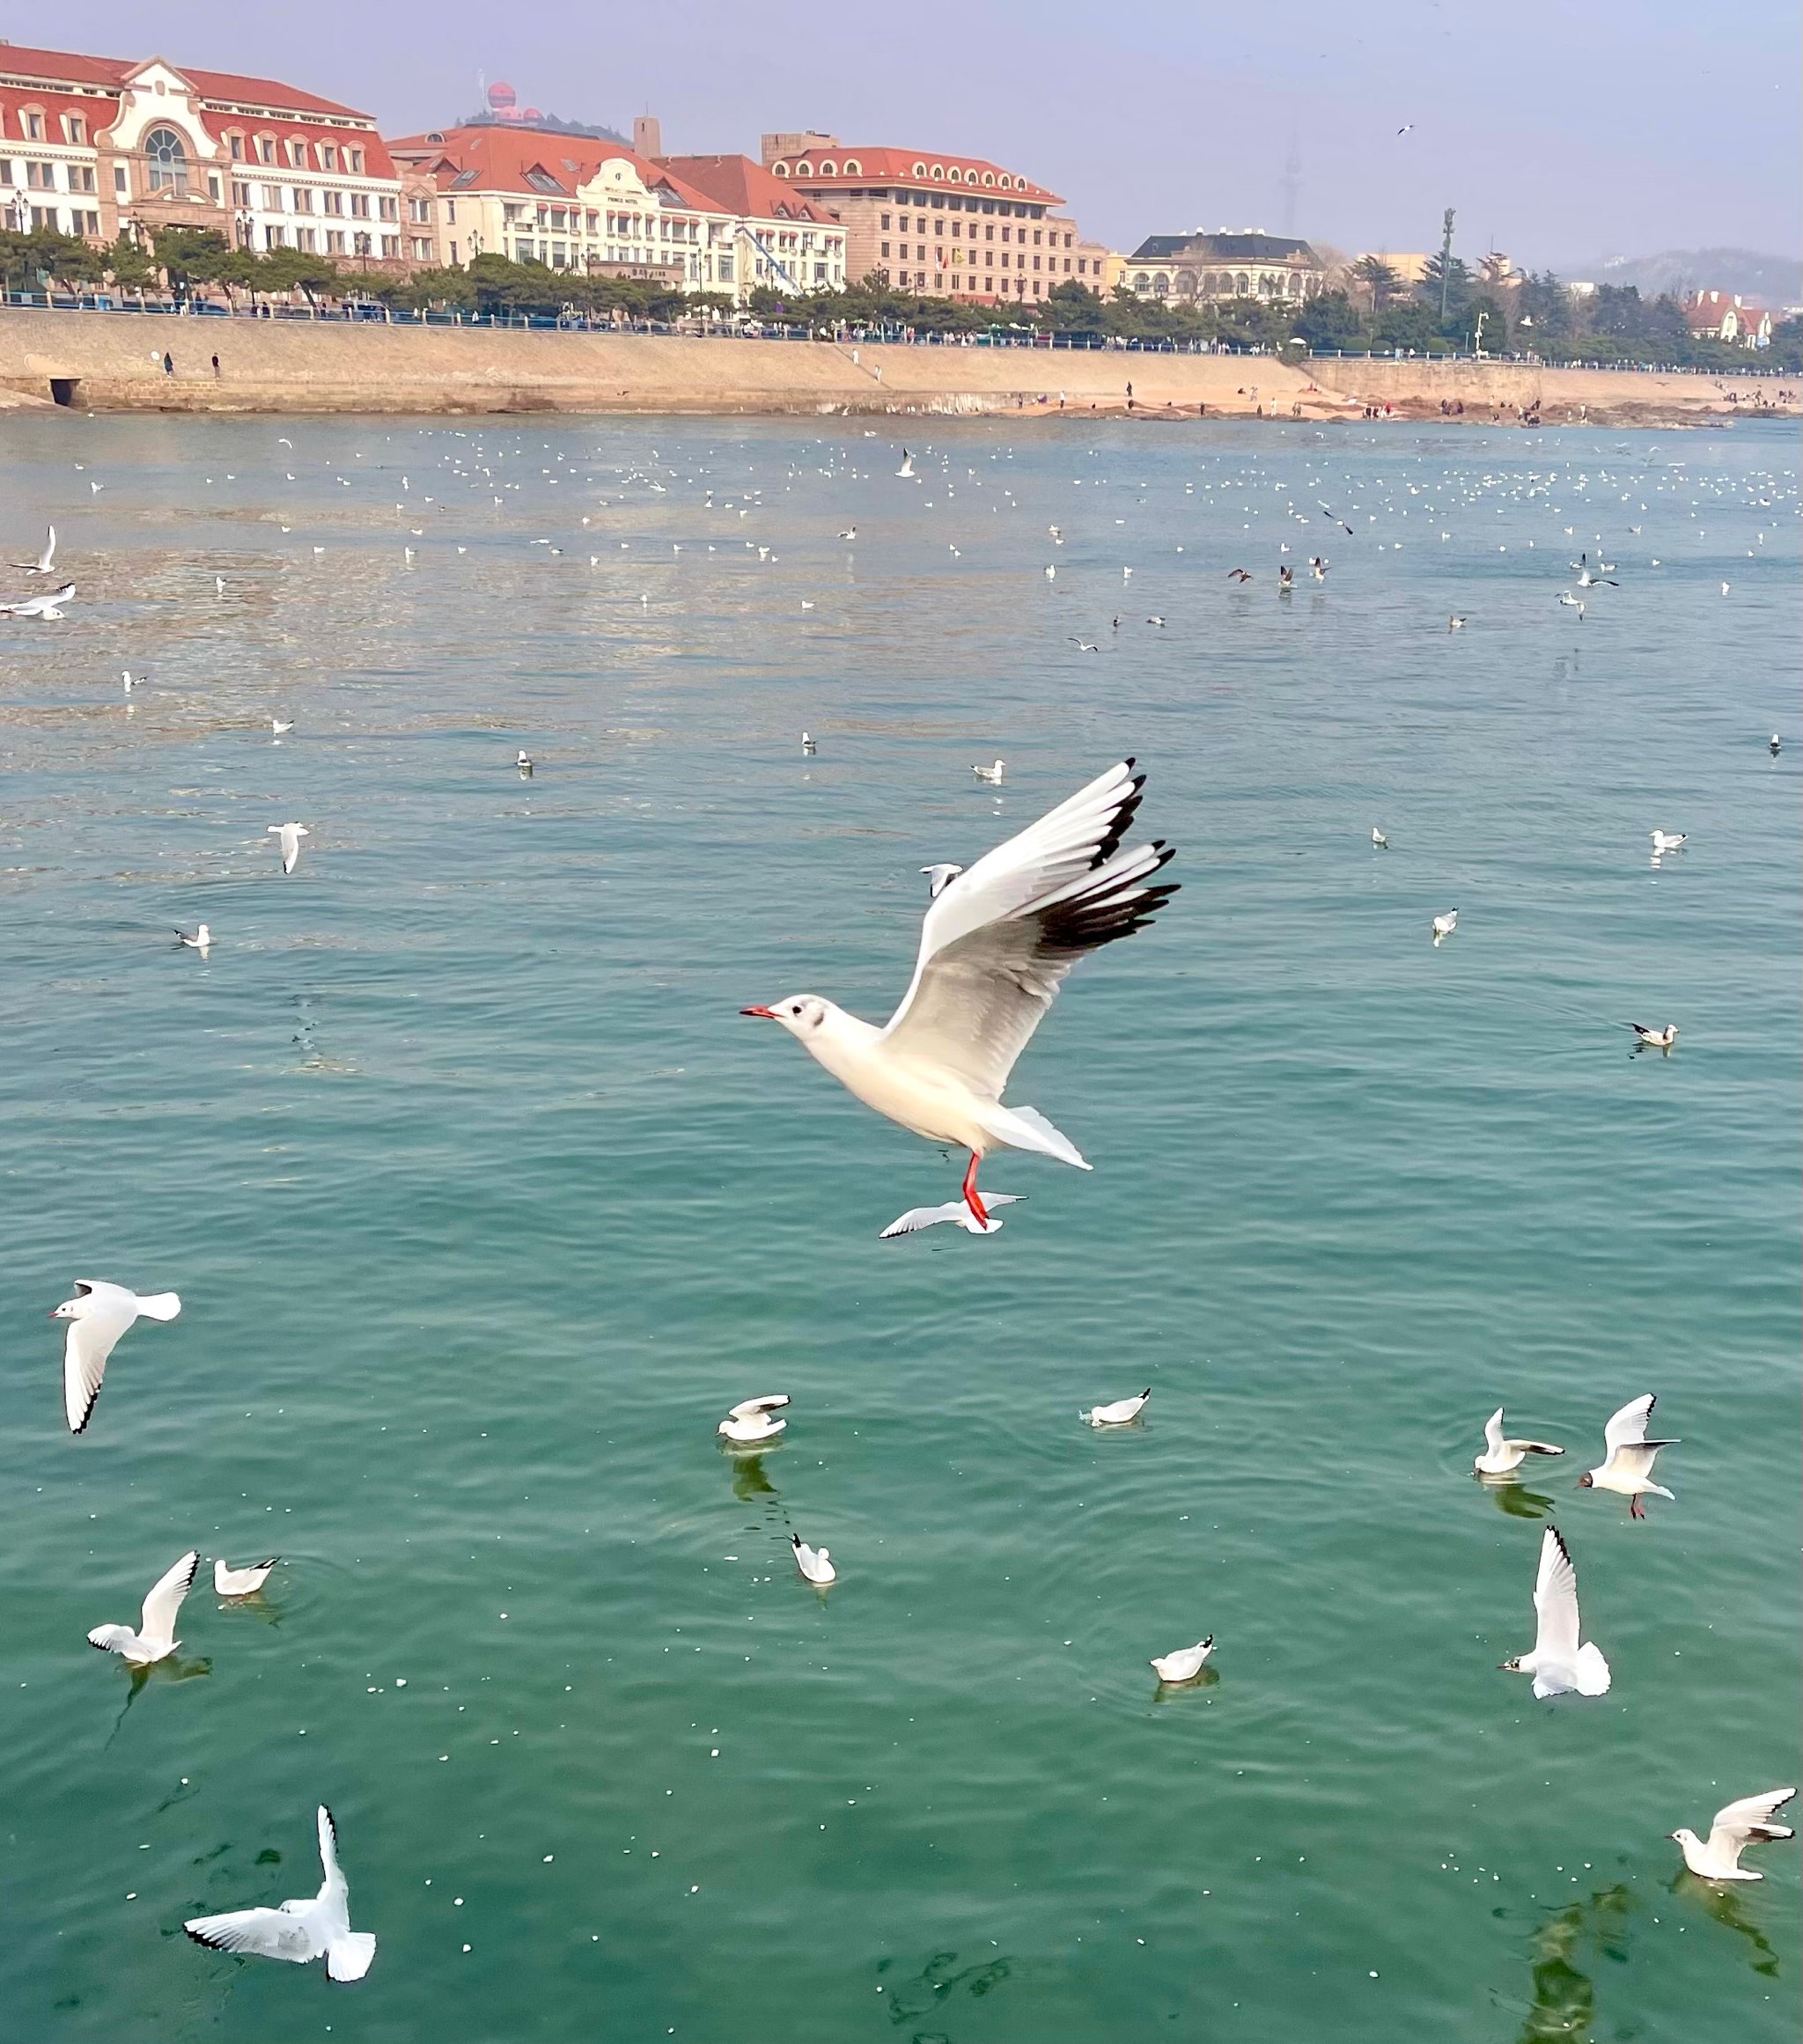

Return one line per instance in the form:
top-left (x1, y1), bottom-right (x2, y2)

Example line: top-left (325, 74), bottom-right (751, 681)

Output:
top-left (11, 524), bottom-right (55, 574)
top-left (1500, 1526), bottom-right (1611, 1698)
top-left (1371, 827), bottom-right (1387, 849)
top-left (1431, 910), bottom-right (1458, 944)
top-left (879, 1192), bottom-right (1022, 1238)
top-left (1579, 1393), bottom-right (1677, 1518)
top-left (516, 749), bottom-right (534, 776)
top-left (740, 761), bottom-right (1177, 1226)
top-left (972, 760), bottom-right (1005, 784)
top-left (269, 822), bottom-right (309, 875)
top-left (1151, 1637), bottom-right (1213, 1683)
top-left (271, 718), bottom-right (294, 737)
top-left (791, 1534), bottom-right (835, 1584)
top-left (718, 1394), bottom-right (790, 1445)
top-left (214, 1557), bottom-right (278, 1597)
top-left (1083, 1388), bottom-right (1150, 1427)
top-left (1630, 1023), bottom-right (1678, 1053)
top-left (1649, 830), bottom-right (1687, 856)
top-left (1672, 1788), bottom-right (1796, 1881)
top-left (176, 923), bottom-right (212, 956)
top-left (186, 1805), bottom-right (377, 1982)
top-left (1475, 1407), bottom-right (1564, 1475)
top-left (1770, 733), bottom-right (1782, 756)
top-left (52, 1278), bottom-right (182, 1434)
top-left (88, 1549), bottom-right (199, 1665)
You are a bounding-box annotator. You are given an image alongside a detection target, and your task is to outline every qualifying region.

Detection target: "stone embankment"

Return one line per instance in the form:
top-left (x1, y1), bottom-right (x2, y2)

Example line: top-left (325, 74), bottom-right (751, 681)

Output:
top-left (1, 308), bottom-right (1791, 426)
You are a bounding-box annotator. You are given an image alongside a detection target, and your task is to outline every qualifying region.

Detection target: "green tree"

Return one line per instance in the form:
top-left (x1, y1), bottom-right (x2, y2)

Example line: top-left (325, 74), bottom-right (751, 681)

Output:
top-left (257, 247), bottom-right (341, 306)
top-left (1516, 271), bottom-right (1572, 341)
top-left (1418, 251), bottom-right (1473, 323)
top-left (1294, 289), bottom-right (1360, 350)
top-left (103, 234), bottom-right (158, 294)
top-left (1350, 255), bottom-right (1404, 314)
top-left (150, 226), bottom-right (232, 296)
top-left (1037, 280), bottom-right (1108, 337)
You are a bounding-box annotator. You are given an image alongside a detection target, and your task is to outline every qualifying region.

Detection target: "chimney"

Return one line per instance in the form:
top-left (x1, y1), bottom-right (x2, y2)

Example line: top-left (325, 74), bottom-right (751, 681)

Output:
top-left (633, 114), bottom-right (663, 160)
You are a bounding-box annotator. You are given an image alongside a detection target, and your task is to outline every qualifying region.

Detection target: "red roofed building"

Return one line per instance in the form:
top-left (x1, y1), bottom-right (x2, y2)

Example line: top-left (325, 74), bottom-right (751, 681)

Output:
top-left (0, 43), bottom-right (405, 269)
top-left (757, 131), bottom-right (1109, 305)
top-left (1682, 289), bottom-right (1772, 349)
top-left (388, 124), bottom-right (846, 300)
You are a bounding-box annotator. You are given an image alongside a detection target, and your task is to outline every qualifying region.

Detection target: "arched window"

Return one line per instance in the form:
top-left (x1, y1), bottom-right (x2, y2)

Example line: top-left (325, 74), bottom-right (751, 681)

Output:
top-left (144, 125), bottom-right (188, 195)
top-left (1286, 272), bottom-right (1302, 297)
top-left (1235, 271), bottom-right (1249, 294)
top-left (817, 159), bottom-right (835, 174)
top-left (929, 164), bottom-right (943, 180)
top-left (1152, 273), bottom-right (1169, 297)
top-left (912, 161), bottom-right (926, 178)
top-left (772, 161), bottom-right (789, 177)
top-left (795, 161), bottom-right (813, 176)
top-left (1132, 272), bottom-right (1149, 293)
top-left (842, 158), bottom-right (861, 174)
top-left (1175, 270), bottom-right (1196, 298)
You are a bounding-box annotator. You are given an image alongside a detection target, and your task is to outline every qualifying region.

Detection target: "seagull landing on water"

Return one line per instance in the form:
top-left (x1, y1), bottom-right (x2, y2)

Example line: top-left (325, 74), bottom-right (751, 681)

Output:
top-left (269, 822), bottom-right (309, 875)
top-left (1310, 556), bottom-right (1328, 581)
top-left (176, 923), bottom-right (212, 957)
top-left (1151, 1638), bottom-right (1213, 1684)
top-left (186, 1805), bottom-right (377, 1982)
top-left (1630, 1022), bottom-right (1678, 1053)
top-left (1672, 1789), bottom-right (1796, 1882)
top-left (1431, 910), bottom-right (1458, 944)
top-left (1475, 1407), bottom-right (1564, 1476)
top-left (791, 1535), bottom-right (835, 1585)
top-left (1557, 592), bottom-right (1585, 617)
top-left (740, 761), bottom-right (1177, 1228)
top-left (896, 450), bottom-right (916, 479)
top-left (1083, 1388), bottom-right (1150, 1427)
top-left (11, 524), bottom-right (55, 574)
top-left (972, 760), bottom-right (1005, 784)
top-left (879, 1192), bottom-right (1022, 1239)
top-left (1372, 827), bottom-right (1387, 849)
top-left (0, 580), bottom-right (75, 619)
top-left (836, 526), bottom-right (857, 540)
top-left (1070, 636), bottom-right (1100, 652)
top-left (1579, 1393), bottom-right (1677, 1518)
top-left (214, 1557), bottom-right (277, 1597)
top-left (1226, 569), bottom-right (1252, 583)
top-left (922, 863), bottom-right (964, 898)
top-left (718, 1394), bottom-right (790, 1445)
top-left (1649, 830), bottom-right (1687, 856)
top-left (1500, 1526), bottom-right (1610, 1699)
top-left (52, 1278), bottom-right (181, 1434)
top-left (88, 1549), bottom-right (199, 1665)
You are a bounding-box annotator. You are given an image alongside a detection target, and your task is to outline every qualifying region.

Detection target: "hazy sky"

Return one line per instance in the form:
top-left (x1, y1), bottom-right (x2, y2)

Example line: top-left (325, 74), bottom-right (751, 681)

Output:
top-left (49, 0), bottom-right (1803, 265)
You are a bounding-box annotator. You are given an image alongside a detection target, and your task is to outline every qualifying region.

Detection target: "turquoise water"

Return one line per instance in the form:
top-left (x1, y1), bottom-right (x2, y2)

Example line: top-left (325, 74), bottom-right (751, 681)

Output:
top-left (1, 411), bottom-right (1796, 2042)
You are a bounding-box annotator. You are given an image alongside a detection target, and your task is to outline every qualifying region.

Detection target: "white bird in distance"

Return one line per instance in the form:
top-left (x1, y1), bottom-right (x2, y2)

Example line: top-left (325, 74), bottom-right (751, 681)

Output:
top-left (52, 1277), bottom-right (181, 1434)
top-left (176, 923), bottom-right (212, 957)
top-left (1499, 1526), bottom-right (1611, 1699)
top-left (740, 761), bottom-right (1177, 1226)
top-left (1474, 1407), bottom-right (1564, 1476)
top-left (718, 1394), bottom-right (789, 1445)
top-left (269, 821), bottom-right (310, 874)
top-left (1650, 830), bottom-right (1688, 856)
top-left (88, 1548), bottom-right (199, 1665)
top-left (1578, 1393), bottom-right (1678, 1518)
top-left (1151, 1637), bottom-right (1213, 1683)
top-left (10, 524), bottom-right (55, 573)
top-left (896, 450), bottom-right (916, 479)
top-left (1431, 910), bottom-right (1458, 943)
top-left (972, 760), bottom-right (1005, 785)
top-left (186, 1805), bottom-right (377, 1982)
top-left (1083, 1388), bottom-right (1150, 1427)
top-left (0, 581), bottom-right (75, 618)
top-left (879, 1192), bottom-right (1022, 1239)
top-left (921, 862), bottom-right (963, 899)
top-left (1671, 1788), bottom-right (1796, 1882)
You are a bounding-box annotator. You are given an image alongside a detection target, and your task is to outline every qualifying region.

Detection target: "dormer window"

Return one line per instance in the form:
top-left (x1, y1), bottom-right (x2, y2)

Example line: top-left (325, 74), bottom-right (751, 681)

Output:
top-left (347, 146), bottom-right (364, 173)
top-left (64, 114), bottom-right (87, 145)
top-left (228, 132), bottom-right (244, 160)
top-left (842, 158), bottom-right (861, 174)
top-left (25, 110), bottom-right (44, 141)
top-left (320, 143), bottom-right (337, 171)
top-left (258, 135), bottom-right (276, 164)
top-left (817, 159), bottom-right (835, 174)
top-left (287, 139), bottom-right (305, 167)
top-left (795, 161), bottom-right (812, 175)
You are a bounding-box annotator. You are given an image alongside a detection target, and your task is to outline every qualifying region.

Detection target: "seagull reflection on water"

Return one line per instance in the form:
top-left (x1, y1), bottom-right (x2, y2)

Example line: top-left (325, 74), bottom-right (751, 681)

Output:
top-left (1672, 1870), bottom-right (1782, 1978)
top-left (1480, 1478), bottom-right (1558, 1521)
top-left (1511, 1884), bottom-right (1633, 2044)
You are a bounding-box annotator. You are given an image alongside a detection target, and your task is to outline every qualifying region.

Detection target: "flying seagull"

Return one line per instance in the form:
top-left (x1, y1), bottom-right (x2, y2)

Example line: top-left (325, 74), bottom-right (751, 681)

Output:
top-left (1083, 1388), bottom-right (1151, 1427)
top-left (718, 1394), bottom-right (790, 1445)
top-left (896, 450), bottom-right (916, 479)
top-left (1499, 1526), bottom-right (1611, 1699)
top-left (11, 524), bottom-right (55, 574)
top-left (52, 1278), bottom-right (181, 1435)
top-left (1226, 569), bottom-right (1252, 583)
top-left (1579, 1393), bottom-right (1677, 1518)
top-left (0, 581), bottom-right (75, 618)
top-left (740, 761), bottom-right (1177, 1226)
top-left (186, 1805), bottom-right (377, 1982)
top-left (214, 1557), bottom-right (278, 1597)
top-left (269, 822), bottom-right (310, 875)
top-left (1474, 1407), bottom-right (1564, 1476)
top-left (1151, 1638), bottom-right (1214, 1683)
top-left (89, 1549), bottom-right (199, 1665)
top-left (879, 1192), bottom-right (1023, 1239)
top-left (1671, 1789), bottom-right (1796, 1882)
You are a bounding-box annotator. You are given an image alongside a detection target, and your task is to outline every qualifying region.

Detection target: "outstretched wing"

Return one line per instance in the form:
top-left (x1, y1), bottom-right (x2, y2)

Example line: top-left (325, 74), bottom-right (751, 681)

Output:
top-left (139, 1550), bottom-right (200, 1650)
top-left (727, 1395), bottom-right (791, 1420)
top-left (63, 1284), bottom-right (136, 1434)
top-left (1709, 1787), bottom-right (1797, 1855)
top-left (186, 1907), bottom-right (319, 1963)
top-left (1531, 1526), bottom-right (1581, 1664)
top-left (1603, 1393), bottom-right (1676, 1459)
top-left (878, 761), bottom-right (1177, 1098)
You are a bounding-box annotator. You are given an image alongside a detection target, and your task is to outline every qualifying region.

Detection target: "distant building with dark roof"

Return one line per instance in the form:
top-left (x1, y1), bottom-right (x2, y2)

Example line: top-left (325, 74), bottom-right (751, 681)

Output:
top-left (1123, 230), bottom-right (1326, 304)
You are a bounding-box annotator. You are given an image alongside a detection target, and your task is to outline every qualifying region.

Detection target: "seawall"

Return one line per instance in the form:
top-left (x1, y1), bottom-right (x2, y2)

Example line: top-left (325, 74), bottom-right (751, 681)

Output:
top-left (0, 308), bottom-right (1791, 425)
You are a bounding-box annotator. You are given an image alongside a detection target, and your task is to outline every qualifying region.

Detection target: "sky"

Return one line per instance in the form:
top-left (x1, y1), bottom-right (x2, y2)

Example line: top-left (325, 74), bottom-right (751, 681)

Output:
top-left (42, 0), bottom-right (1803, 268)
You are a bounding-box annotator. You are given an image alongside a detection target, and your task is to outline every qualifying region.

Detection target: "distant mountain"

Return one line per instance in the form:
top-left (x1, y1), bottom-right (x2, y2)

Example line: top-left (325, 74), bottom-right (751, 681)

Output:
top-left (1568, 248), bottom-right (1801, 305)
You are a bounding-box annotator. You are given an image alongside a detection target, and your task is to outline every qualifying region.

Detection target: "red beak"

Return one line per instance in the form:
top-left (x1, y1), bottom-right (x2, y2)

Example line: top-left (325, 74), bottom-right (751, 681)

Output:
top-left (740, 1005), bottom-right (776, 1018)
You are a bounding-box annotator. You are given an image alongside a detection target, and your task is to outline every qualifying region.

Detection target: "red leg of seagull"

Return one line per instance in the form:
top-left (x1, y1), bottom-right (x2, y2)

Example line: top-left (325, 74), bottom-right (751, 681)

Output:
top-left (961, 1152), bottom-right (990, 1227)
top-left (1630, 1495), bottom-right (1645, 1520)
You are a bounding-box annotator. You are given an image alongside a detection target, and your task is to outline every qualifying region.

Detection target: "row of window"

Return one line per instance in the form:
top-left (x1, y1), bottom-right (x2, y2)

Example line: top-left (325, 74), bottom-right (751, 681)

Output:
top-left (224, 129), bottom-right (367, 174)
top-left (879, 212), bottom-right (1071, 247)
top-left (880, 270), bottom-right (1049, 298)
top-left (24, 203), bottom-right (101, 235)
top-left (6, 107), bottom-right (89, 143)
top-left (233, 222), bottom-right (401, 258)
top-left (849, 190), bottom-right (1043, 217)
top-left (879, 245), bottom-right (1089, 275)
top-left (777, 161), bottom-right (1035, 195)
top-left (1, 157), bottom-right (99, 192)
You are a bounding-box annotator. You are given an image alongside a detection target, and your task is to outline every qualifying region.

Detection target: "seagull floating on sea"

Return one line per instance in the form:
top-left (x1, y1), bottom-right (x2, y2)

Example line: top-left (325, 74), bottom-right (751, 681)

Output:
top-left (1649, 830), bottom-right (1687, 856)
top-left (52, 1278), bottom-right (181, 1434)
top-left (1475, 1407), bottom-right (1564, 1476)
top-left (1372, 827), bottom-right (1387, 849)
top-left (176, 923), bottom-right (212, 957)
top-left (1431, 910), bottom-right (1458, 944)
top-left (186, 1805), bottom-right (377, 1982)
top-left (516, 749), bottom-right (534, 775)
top-left (269, 822), bottom-right (310, 875)
top-left (740, 761), bottom-right (1177, 1226)
top-left (971, 759), bottom-right (1005, 784)
top-left (1579, 1393), bottom-right (1677, 1518)
top-left (1151, 1638), bottom-right (1213, 1684)
top-left (791, 1534), bottom-right (836, 1585)
top-left (214, 1557), bottom-right (278, 1597)
top-left (1672, 1789), bottom-right (1796, 1882)
top-left (1500, 1526), bottom-right (1610, 1699)
top-left (271, 717), bottom-right (294, 737)
top-left (718, 1394), bottom-right (790, 1445)
top-left (1083, 1388), bottom-right (1150, 1427)
top-left (89, 1548), bottom-right (199, 1665)
top-left (1630, 1022), bottom-right (1678, 1053)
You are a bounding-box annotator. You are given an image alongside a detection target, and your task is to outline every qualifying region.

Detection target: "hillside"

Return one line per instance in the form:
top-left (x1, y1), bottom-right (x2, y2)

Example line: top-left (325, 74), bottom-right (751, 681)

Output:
top-left (1574, 247), bottom-right (1801, 305)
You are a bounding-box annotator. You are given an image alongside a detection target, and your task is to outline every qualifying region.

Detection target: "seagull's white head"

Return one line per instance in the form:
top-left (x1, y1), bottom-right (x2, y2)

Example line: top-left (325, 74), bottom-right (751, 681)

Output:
top-left (741, 995), bottom-right (834, 1041)
top-left (49, 1292), bottom-right (88, 1322)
